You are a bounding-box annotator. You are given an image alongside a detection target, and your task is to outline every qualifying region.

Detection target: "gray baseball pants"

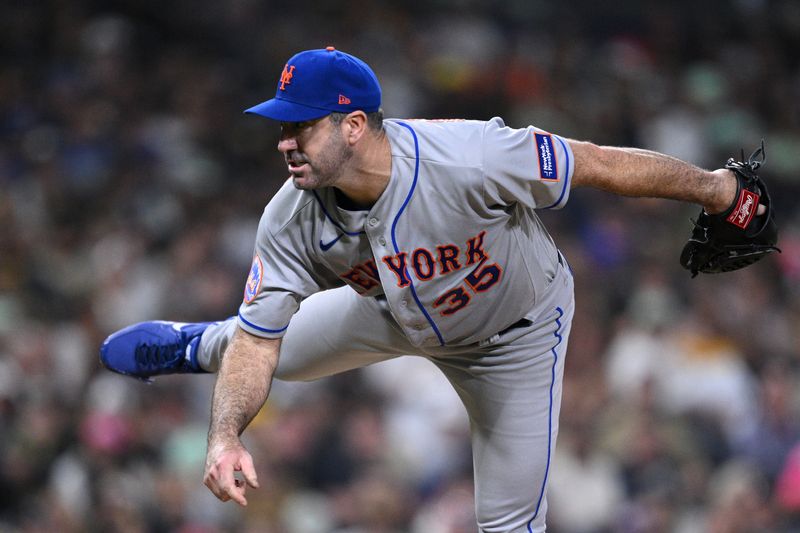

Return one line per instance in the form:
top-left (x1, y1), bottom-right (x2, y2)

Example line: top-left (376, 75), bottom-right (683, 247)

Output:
top-left (200, 260), bottom-right (574, 533)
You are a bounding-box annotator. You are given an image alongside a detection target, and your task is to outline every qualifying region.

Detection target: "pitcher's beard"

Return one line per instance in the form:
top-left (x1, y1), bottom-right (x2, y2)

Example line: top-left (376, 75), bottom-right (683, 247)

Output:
top-left (288, 133), bottom-right (353, 190)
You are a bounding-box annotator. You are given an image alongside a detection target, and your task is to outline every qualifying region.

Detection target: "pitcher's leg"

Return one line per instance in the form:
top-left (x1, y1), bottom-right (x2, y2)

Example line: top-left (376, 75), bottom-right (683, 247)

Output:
top-left (276, 288), bottom-right (417, 381)
top-left (200, 287), bottom-right (417, 381)
top-left (434, 303), bottom-right (573, 533)
top-left (197, 318), bottom-right (237, 372)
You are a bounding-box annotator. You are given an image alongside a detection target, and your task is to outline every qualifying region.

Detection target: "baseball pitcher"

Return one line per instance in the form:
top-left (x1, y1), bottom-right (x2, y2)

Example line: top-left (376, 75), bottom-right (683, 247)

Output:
top-left (100, 47), bottom-right (778, 532)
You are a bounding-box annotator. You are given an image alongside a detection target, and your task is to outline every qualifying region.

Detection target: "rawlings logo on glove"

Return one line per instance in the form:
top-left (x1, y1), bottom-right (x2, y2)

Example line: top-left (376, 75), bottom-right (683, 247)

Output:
top-left (726, 189), bottom-right (758, 229)
top-left (680, 141), bottom-right (780, 276)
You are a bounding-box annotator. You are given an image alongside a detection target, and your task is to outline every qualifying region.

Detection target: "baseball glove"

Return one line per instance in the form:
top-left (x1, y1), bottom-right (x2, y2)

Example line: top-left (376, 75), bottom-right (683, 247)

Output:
top-left (680, 141), bottom-right (780, 276)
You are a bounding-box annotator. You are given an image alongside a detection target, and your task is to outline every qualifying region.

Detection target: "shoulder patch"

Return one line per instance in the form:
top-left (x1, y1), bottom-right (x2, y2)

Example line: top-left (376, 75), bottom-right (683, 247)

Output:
top-left (534, 132), bottom-right (559, 181)
top-left (244, 254), bottom-right (264, 304)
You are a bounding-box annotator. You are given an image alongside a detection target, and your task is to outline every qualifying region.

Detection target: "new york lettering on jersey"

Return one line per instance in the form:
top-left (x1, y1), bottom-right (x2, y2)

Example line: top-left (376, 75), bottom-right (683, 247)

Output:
top-left (377, 230), bottom-right (502, 316)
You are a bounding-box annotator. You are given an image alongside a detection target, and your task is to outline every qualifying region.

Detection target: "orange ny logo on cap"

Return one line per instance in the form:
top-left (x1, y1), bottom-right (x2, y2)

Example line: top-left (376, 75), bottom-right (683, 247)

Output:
top-left (279, 64), bottom-right (296, 90)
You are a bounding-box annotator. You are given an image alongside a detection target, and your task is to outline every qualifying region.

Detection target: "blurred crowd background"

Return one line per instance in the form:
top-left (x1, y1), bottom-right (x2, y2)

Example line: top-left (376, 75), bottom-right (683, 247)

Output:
top-left (2, 0), bottom-right (800, 531)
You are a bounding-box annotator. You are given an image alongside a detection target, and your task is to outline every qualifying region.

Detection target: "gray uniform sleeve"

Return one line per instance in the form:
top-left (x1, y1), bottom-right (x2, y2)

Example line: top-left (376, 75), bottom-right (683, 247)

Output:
top-left (237, 203), bottom-right (322, 338)
top-left (482, 117), bottom-right (574, 210)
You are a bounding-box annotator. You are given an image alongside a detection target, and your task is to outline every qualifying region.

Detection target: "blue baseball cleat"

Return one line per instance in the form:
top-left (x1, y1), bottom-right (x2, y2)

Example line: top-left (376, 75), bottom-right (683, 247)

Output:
top-left (100, 321), bottom-right (213, 381)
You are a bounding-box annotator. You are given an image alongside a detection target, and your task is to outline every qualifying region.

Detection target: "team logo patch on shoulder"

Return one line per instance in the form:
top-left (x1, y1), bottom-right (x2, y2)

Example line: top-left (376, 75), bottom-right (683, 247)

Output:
top-left (534, 132), bottom-right (559, 181)
top-left (244, 254), bottom-right (264, 304)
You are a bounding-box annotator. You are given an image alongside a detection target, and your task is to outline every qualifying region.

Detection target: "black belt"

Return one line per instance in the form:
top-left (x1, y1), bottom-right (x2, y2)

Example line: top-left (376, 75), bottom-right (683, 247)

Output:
top-left (497, 317), bottom-right (533, 336)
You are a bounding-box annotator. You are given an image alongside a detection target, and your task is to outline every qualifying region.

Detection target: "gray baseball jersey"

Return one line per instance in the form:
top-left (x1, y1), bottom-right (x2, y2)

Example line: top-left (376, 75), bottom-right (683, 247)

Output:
top-left (237, 117), bottom-right (574, 345)
top-left (198, 117), bottom-right (577, 532)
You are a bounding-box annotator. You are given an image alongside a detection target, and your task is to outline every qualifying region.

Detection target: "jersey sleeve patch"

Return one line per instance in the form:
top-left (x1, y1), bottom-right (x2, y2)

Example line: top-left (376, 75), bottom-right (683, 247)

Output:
top-left (243, 253), bottom-right (264, 304)
top-left (534, 132), bottom-right (559, 181)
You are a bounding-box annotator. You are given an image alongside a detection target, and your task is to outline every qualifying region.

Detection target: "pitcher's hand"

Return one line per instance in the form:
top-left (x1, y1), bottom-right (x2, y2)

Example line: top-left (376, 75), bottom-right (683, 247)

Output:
top-left (204, 438), bottom-right (260, 506)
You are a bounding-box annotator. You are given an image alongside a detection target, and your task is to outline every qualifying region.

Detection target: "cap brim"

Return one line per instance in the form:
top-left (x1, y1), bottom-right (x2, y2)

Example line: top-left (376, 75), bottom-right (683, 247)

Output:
top-left (244, 98), bottom-right (331, 122)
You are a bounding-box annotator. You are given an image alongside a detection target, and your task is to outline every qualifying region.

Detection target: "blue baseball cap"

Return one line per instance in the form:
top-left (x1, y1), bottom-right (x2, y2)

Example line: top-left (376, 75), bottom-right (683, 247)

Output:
top-left (245, 47), bottom-right (381, 122)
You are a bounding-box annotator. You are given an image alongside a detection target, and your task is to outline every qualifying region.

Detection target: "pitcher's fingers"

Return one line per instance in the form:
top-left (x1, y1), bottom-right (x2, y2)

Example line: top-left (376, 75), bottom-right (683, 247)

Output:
top-left (225, 482), bottom-right (248, 507)
top-left (239, 453), bottom-right (260, 488)
top-left (204, 470), bottom-right (232, 502)
top-left (758, 204), bottom-right (766, 216)
top-left (214, 468), bottom-right (247, 506)
top-left (216, 462), bottom-right (244, 503)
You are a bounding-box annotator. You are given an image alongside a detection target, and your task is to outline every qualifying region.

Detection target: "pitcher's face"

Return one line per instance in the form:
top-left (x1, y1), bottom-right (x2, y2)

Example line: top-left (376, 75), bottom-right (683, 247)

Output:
top-left (277, 116), bottom-right (353, 190)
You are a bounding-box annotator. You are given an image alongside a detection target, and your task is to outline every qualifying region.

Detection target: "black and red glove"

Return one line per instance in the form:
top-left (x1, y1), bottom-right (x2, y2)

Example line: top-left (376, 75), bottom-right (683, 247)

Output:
top-left (680, 141), bottom-right (780, 276)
